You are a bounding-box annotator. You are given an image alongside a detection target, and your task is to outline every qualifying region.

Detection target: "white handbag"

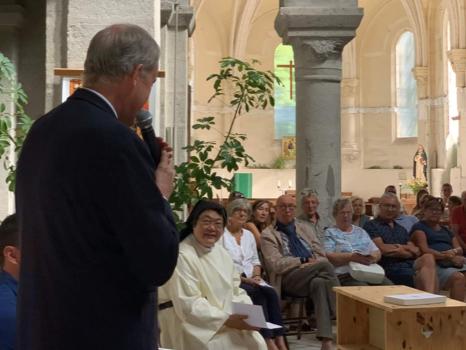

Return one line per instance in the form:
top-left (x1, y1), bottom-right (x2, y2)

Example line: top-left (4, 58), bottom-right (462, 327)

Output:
top-left (348, 261), bottom-right (386, 284)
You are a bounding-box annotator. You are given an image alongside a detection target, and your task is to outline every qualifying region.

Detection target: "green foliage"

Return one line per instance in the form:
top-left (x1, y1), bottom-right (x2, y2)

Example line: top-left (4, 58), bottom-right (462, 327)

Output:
top-left (272, 155), bottom-right (286, 169)
top-left (0, 53), bottom-right (33, 191)
top-left (170, 57), bottom-right (281, 212)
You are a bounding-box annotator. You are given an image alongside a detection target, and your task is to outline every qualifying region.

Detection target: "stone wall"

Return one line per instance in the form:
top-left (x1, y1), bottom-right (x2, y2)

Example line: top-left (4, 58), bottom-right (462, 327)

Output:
top-left (67, 0), bottom-right (155, 67)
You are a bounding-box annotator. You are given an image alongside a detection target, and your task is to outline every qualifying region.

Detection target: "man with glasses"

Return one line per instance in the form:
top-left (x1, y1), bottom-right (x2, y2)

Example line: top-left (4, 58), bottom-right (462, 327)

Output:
top-left (261, 195), bottom-right (339, 350)
top-left (363, 193), bottom-right (437, 292)
top-left (298, 189), bottom-right (331, 244)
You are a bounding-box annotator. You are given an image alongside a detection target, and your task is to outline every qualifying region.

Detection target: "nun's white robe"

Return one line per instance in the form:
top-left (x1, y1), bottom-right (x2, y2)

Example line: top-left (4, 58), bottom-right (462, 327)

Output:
top-left (159, 235), bottom-right (267, 350)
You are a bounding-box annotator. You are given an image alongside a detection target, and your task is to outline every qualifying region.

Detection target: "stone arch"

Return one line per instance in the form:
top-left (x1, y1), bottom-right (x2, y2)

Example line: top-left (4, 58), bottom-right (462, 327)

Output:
top-left (342, 40), bottom-right (357, 79)
top-left (231, 0), bottom-right (262, 58)
top-left (400, 0), bottom-right (428, 66)
top-left (445, 0), bottom-right (465, 48)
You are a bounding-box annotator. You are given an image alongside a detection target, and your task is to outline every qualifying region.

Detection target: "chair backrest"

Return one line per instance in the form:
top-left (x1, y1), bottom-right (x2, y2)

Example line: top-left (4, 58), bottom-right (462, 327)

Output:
top-left (258, 249), bottom-right (271, 282)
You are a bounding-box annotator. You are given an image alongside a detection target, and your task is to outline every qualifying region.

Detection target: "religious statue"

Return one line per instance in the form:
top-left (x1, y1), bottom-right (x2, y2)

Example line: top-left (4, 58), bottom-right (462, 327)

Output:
top-left (413, 144), bottom-right (427, 181)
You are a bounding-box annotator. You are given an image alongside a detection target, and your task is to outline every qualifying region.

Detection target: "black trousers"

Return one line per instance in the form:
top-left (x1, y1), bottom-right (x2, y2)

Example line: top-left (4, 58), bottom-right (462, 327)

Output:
top-left (240, 283), bottom-right (284, 339)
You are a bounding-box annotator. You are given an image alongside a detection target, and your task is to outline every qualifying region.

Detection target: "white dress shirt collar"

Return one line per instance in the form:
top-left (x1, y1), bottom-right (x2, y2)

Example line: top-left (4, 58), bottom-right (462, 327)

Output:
top-left (81, 87), bottom-right (118, 119)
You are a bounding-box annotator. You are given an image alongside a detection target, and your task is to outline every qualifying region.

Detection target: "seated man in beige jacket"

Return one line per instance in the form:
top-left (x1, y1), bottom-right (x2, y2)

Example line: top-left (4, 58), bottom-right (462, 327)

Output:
top-left (261, 195), bottom-right (339, 350)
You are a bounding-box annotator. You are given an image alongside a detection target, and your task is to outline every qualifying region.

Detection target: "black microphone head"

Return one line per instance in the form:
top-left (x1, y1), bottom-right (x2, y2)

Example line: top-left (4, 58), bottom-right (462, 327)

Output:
top-left (136, 110), bottom-right (153, 130)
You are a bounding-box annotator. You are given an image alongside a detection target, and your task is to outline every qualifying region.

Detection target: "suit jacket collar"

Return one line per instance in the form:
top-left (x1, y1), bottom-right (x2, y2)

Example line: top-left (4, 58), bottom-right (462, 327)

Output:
top-left (68, 88), bottom-right (116, 118)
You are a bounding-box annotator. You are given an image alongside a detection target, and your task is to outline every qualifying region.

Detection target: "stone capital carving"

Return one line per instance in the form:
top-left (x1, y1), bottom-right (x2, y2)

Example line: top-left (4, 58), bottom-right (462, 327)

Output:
top-left (448, 49), bottom-right (466, 88)
top-left (412, 66), bottom-right (428, 99)
top-left (161, 1), bottom-right (195, 36)
top-left (275, 6), bottom-right (363, 45)
top-left (160, 1), bottom-right (172, 27)
top-left (306, 39), bottom-right (348, 61)
top-left (275, 5), bottom-right (362, 79)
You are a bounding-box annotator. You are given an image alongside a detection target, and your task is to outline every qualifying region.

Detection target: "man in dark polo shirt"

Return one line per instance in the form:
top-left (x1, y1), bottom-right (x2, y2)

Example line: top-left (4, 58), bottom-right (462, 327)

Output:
top-left (364, 192), bottom-right (437, 291)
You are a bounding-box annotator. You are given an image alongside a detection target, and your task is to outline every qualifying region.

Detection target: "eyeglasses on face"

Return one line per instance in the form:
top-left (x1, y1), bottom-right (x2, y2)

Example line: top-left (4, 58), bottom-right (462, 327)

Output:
top-left (379, 203), bottom-right (398, 210)
top-left (277, 204), bottom-right (296, 211)
top-left (198, 219), bottom-right (224, 230)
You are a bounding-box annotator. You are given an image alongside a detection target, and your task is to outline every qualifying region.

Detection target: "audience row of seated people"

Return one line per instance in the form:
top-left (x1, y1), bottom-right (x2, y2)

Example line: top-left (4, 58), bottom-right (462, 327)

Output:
top-left (2, 185), bottom-right (466, 350)
top-left (157, 185), bottom-right (466, 350)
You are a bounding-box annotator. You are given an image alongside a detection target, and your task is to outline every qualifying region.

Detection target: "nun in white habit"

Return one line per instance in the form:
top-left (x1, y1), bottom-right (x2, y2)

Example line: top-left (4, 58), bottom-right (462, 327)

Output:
top-left (158, 200), bottom-right (267, 350)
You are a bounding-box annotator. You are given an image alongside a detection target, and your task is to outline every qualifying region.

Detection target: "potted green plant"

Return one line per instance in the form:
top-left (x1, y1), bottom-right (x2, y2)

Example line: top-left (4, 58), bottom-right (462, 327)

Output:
top-left (0, 53), bottom-right (33, 191)
top-left (170, 57), bottom-right (281, 214)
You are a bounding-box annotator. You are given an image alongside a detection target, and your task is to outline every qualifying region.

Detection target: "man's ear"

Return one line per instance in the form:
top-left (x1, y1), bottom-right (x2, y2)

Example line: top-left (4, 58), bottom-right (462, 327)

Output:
top-left (130, 64), bottom-right (144, 85)
top-left (3, 246), bottom-right (19, 265)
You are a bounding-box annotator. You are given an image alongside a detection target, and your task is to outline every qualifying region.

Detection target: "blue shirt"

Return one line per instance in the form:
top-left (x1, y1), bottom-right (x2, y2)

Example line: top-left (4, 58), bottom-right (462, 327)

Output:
top-left (395, 215), bottom-right (419, 233)
top-left (410, 221), bottom-right (454, 252)
top-left (0, 270), bottom-right (18, 350)
top-left (324, 225), bottom-right (379, 275)
top-left (364, 218), bottom-right (415, 270)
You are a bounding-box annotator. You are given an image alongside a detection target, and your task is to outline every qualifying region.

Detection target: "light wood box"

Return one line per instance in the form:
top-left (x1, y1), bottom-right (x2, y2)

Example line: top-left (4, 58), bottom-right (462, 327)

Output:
top-left (334, 285), bottom-right (466, 350)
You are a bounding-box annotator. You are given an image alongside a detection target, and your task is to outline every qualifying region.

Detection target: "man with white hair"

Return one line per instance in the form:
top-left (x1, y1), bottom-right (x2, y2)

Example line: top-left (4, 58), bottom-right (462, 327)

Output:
top-left (16, 24), bottom-right (179, 350)
top-left (298, 189), bottom-right (331, 244)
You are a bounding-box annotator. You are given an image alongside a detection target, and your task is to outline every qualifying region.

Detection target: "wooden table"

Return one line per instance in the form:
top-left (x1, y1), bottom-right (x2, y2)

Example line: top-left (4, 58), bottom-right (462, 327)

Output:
top-left (334, 285), bottom-right (466, 350)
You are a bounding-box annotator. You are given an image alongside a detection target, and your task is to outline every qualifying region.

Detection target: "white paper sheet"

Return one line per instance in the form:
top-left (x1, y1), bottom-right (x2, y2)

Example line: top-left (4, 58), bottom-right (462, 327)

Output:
top-left (259, 280), bottom-right (272, 288)
top-left (232, 302), bottom-right (282, 329)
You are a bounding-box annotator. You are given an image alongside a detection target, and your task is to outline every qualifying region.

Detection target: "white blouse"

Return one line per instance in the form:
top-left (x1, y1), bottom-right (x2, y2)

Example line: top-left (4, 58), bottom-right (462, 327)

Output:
top-left (222, 228), bottom-right (261, 278)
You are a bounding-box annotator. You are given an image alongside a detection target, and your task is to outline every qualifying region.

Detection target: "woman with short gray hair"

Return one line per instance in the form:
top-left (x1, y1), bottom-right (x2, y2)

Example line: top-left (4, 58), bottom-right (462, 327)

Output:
top-left (324, 198), bottom-right (392, 286)
top-left (223, 199), bottom-right (287, 350)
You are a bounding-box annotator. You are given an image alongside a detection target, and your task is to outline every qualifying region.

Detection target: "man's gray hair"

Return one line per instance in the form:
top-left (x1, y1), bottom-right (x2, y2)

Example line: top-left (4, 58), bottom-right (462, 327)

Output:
top-left (300, 188), bottom-right (319, 204)
top-left (83, 24), bottom-right (160, 86)
top-left (332, 198), bottom-right (352, 218)
top-left (379, 192), bottom-right (400, 204)
top-left (226, 199), bottom-right (252, 218)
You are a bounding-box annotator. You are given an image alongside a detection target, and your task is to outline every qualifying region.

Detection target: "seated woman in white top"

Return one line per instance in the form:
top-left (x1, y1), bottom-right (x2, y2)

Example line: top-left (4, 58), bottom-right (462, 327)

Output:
top-left (158, 200), bottom-right (266, 350)
top-left (324, 198), bottom-right (393, 286)
top-left (223, 199), bottom-right (287, 350)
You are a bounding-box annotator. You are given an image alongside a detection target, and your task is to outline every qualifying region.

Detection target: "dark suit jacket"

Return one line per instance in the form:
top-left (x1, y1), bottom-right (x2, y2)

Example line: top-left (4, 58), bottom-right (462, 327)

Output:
top-left (15, 89), bottom-right (179, 350)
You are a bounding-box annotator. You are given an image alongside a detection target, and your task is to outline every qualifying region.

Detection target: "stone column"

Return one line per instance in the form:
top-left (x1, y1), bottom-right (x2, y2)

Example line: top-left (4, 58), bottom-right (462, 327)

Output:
top-left (448, 49), bottom-right (466, 188)
top-left (275, 1), bottom-right (363, 221)
top-left (412, 66), bottom-right (430, 168)
top-left (160, 0), bottom-right (194, 165)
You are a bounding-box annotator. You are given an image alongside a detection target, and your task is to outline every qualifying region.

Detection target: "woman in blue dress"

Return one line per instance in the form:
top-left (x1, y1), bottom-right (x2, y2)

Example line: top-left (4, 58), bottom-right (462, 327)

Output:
top-left (411, 197), bottom-right (466, 301)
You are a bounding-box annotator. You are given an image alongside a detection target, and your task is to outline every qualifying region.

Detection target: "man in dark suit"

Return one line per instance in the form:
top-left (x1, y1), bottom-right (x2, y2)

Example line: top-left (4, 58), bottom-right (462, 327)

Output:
top-left (15, 24), bottom-right (179, 350)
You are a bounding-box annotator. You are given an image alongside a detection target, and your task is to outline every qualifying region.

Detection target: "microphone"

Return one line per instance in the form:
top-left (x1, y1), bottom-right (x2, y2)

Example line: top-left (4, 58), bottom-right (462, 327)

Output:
top-left (136, 110), bottom-right (161, 168)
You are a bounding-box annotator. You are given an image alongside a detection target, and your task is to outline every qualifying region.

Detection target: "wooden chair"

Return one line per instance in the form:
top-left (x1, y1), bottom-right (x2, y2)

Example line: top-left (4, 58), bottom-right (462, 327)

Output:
top-left (281, 294), bottom-right (314, 342)
top-left (258, 251), bottom-right (315, 343)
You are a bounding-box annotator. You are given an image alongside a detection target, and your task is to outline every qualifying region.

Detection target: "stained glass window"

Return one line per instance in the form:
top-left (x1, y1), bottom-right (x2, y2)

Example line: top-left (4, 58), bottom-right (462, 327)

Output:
top-left (274, 44), bottom-right (296, 139)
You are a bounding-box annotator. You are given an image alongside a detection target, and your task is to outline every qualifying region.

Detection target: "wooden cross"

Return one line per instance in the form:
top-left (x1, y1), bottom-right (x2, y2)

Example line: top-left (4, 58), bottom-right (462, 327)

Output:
top-left (276, 60), bottom-right (295, 100)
